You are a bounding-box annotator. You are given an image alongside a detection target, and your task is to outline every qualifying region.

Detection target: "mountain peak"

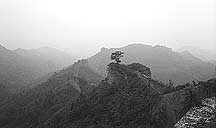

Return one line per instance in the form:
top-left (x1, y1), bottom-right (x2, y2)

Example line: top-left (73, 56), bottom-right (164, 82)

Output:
top-left (123, 43), bottom-right (153, 49)
top-left (100, 47), bottom-right (109, 52)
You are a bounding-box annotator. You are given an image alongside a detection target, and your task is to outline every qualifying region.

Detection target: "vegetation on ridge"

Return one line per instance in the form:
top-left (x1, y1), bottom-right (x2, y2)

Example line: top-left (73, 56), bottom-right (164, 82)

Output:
top-left (38, 63), bottom-right (216, 128)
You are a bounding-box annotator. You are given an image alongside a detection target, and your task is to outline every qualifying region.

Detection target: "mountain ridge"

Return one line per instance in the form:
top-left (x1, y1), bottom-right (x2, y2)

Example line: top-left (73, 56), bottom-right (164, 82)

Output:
top-left (37, 62), bottom-right (216, 128)
top-left (0, 59), bottom-right (103, 128)
top-left (88, 43), bottom-right (214, 84)
top-left (0, 44), bottom-right (75, 88)
top-left (178, 46), bottom-right (216, 62)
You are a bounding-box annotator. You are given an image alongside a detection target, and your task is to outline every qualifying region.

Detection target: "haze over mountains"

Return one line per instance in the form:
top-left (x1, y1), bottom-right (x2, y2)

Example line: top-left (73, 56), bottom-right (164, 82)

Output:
top-left (1, 43), bottom-right (215, 93)
top-left (14, 47), bottom-right (74, 69)
top-left (88, 44), bottom-right (215, 84)
top-left (178, 46), bottom-right (216, 62)
top-left (0, 0), bottom-right (215, 127)
top-left (0, 59), bottom-right (215, 128)
top-left (0, 44), bottom-right (74, 92)
top-left (0, 59), bottom-right (103, 128)
top-left (0, 42), bottom-right (216, 127)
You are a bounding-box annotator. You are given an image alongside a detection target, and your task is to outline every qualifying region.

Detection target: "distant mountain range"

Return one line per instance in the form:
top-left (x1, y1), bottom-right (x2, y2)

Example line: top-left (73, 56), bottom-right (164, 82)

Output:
top-left (0, 43), bottom-right (214, 91)
top-left (14, 47), bottom-right (74, 69)
top-left (0, 44), bottom-right (74, 92)
top-left (0, 43), bottom-right (215, 128)
top-left (88, 44), bottom-right (214, 84)
top-left (178, 46), bottom-right (216, 62)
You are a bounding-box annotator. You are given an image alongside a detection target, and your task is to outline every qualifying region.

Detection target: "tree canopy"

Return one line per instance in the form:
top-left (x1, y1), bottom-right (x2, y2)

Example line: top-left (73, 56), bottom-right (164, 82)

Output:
top-left (111, 51), bottom-right (124, 64)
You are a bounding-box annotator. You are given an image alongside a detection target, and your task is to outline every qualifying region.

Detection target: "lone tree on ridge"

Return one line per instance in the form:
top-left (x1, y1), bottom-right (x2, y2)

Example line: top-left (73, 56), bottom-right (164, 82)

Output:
top-left (111, 51), bottom-right (124, 64)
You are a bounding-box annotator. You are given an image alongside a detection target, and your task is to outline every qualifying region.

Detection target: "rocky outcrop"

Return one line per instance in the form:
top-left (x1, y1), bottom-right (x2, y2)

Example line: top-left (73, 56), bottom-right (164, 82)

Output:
top-left (21, 63), bottom-right (215, 128)
top-left (176, 97), bottom-right (216, 128)
top-left (64, 63), bottom-right (216, 128)
top-left (127, 63), bottom-right (151, 78)
top-left (162, 78), bottom-right (216, 127)
top-left (106, 63), bottom-right (152, 86)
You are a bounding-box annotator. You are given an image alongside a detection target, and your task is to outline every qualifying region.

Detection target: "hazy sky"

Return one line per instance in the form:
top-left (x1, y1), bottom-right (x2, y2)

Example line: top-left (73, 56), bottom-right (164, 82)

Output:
top-left (0, 0), bottom-right (215, 57)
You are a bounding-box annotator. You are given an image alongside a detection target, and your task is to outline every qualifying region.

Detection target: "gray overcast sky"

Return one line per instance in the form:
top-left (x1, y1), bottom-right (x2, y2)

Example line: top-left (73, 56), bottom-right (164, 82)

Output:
top-left (0, 0), bottom-right (215, 57)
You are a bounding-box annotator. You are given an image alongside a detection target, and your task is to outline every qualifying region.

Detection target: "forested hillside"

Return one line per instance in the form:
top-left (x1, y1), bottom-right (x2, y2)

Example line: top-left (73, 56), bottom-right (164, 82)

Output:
top-left (19, 62), bottom-right (215, 128)
top-left (0, 59), bottom-right (102, 128)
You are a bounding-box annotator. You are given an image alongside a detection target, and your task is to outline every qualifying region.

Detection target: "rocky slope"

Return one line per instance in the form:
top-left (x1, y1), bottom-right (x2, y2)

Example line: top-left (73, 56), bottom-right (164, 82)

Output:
top-left (176, 98), bottom-right (216, 128)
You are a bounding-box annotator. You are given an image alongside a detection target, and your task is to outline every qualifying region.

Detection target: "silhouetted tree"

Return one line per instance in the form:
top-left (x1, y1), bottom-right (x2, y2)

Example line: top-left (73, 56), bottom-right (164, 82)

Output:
top-left (111, 51), bottom-right (124, 64)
